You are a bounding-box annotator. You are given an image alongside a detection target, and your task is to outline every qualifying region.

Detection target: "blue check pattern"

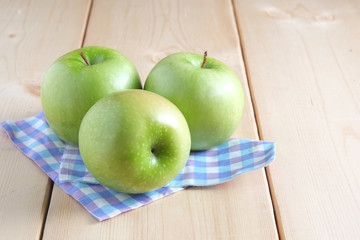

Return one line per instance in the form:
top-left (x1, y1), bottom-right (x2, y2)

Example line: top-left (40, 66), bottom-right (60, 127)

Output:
top-left (1, 112), bottom-right (275, 221)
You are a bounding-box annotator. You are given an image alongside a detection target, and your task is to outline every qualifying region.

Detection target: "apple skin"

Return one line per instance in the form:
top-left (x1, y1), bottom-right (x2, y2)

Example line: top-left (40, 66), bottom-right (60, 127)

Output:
top-left (79, 90), bottom-right (191, 194)
top-left (41, 46), bottom-right (142, 146)
top-left (144, 52), bottom-right (244, 150)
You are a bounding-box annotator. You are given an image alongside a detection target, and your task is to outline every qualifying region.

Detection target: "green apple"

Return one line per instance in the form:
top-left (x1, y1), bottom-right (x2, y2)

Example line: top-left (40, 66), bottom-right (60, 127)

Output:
top-left (144, 52), bottom-right (244, 150)
top-left (41, 46), bottom-right (142, 146)
top-left (79, 89), bottom-right (191, 194)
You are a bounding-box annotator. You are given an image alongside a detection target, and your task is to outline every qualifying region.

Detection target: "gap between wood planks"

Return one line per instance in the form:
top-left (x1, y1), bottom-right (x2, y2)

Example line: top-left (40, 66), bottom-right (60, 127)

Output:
top-left (230, 0), bottom-right (282, 239)
top-left (38, 1), bottom-right (94, 239)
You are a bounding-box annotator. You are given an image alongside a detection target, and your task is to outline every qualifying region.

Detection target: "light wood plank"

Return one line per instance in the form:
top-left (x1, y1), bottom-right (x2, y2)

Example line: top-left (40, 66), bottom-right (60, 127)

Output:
top-left (0, 0), bottom-right (91, 239)
top-left (42, 0), bottom-right (278, 239)
top-left (233, 0), bottom-right (360, 238)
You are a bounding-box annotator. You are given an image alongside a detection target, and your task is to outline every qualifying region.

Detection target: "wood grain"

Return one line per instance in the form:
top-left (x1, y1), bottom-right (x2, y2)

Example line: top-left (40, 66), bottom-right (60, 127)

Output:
top-left (0, 0), bottom-right (91, 239)
top-left (233, 0), bottom-right (360, 238)
top-left (42, 0), bottom-right (278, 239)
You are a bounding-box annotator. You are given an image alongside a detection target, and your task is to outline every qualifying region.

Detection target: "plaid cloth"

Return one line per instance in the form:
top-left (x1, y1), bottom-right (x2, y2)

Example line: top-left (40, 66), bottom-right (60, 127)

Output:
top-left (1, 112), bottom-right (275, 221)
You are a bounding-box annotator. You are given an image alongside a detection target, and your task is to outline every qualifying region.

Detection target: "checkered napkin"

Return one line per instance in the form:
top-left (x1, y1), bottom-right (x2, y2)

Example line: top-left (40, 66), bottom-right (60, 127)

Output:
top-left (1, 112), bottom-right (275, 221)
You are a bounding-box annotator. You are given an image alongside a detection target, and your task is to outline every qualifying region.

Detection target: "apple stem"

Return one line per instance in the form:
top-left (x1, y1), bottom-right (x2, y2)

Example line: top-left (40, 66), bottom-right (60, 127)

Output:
top-left (201, 51), bottom-right (207, 68)
top-left (80, 52), bottom-right (90, 66)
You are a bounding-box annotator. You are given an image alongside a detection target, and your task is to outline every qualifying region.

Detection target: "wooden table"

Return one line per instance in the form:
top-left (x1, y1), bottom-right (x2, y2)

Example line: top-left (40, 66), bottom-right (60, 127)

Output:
top-left (1, 0), bottom-right (359, 239)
